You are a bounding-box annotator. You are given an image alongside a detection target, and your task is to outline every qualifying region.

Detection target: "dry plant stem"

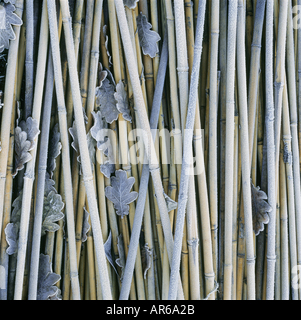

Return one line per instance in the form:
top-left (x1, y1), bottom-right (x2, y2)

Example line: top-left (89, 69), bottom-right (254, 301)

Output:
top-left (247, 0), bottom-right (266, 161)
top-left (286, 4), bottom-right (301, 295)
top-left (265, 0), bottom-right (277, 300)
top-left (24, 0), bottom-right (34, 118)
top-left (298, 0), bottom-right (301, 176)
top-left (273, 0), bottom-right (288, 188)
top-left (85, 0), bottom-right (103, 129)
top-left (58, 0), bottom-right (112, 300)
top-left (223, 0), bottom-right (237, 300)
top-left (174, 0), bottom-right (190, 299)
top-left (208, 0), bottom-right (219, 279)
top-left (27, 0), bottom-right (51, 299)
top-left (279, 147), bottom-right (289, 300)
top-left (218, 0), bottom-right (227, 298)
top-left (282, 79), bottom-right (299, 300)
top-left (236, 0), bottom-right (255, 300)
top-left (168, 0), bottom-right (209, 300)
top-left (79, 0), bottom-right (94, 111)
top-left (47, 0), bottom-right (82, 300)
top-left (114, 0), bottom-right (184, 300)
top-left (119, 34), bottom-right (169, 301)
top-left (0, 0), bottom-right (24, 244)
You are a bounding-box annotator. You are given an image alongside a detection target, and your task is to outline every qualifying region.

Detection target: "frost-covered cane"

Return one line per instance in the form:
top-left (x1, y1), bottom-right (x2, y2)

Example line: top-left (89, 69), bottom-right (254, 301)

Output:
top-left (285, 2), bottom-right (301, 300)
top-left (247, 0), bottom-right (266, 162)
top-left (56, 0), bottom-right (112, 300)
top-left (0, 0), bottom-right (23, 249)
top-left (236, 0), bottom-right (256, 300)
top-left (47, 0), bottom-right (81, 300)
top-left (168, 0), bottom-right (207, 300)
top-left (266, 0), bottom-right (288, 301)
top-left (119, 33), bottom-right (169, 300)
top-left (15, 0), bottom-right (49, 300)
top-left (114, 0), bottom-right (184, 299)
top-left (223, 0), bottom-right (238, 300)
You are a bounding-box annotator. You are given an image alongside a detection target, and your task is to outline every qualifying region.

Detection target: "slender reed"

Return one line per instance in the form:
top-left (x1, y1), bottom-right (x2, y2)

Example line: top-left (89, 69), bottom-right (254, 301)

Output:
top-left (57, 0), bottom-right (112, 300)
top-left (168, 0), bottom-right (210, 300)
top-left (286, 4), bottom-right (301, 299)
top-left (0, 0), bottom-right (24, 244)
top-left (223, 0), bottom-right (238, 300)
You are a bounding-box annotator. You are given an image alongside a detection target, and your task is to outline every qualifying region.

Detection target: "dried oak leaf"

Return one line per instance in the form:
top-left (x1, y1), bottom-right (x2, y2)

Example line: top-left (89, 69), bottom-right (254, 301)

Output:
top-left (4, 223), bottom-right (18, 255)
top-left (13, 127), bottom-right (32, 177)
top-left (100, 161), bottom-right (115, 179)
top-left (0, 2), bottom-right (22, 54)
top-left (115, 234), bottom-right (125, 281)
top-left (81, 207), bottom-right (91, 242)
top-left (42, 191), bottom-right (64, 236)
top-left (47, 123), bottom-right (61, 178)
top-left (13, 117), bottom-right (40, 177)
top-left (141, 243), bottom-right (152, 279)
top-left (123, 0), bottom-right (139, 9)
top-left (96, 78), bottom-right (119, 124)
top-left (251, 182), bottom-right (272, 236)
top-left (37, 254), bottom-right (61, 300)
top-left (114, 80), bottom-right (132, 123)
top-left (105, 170), bottom-right (138, 218)
top-left (136, 12), bottom-right (161, 58)
top-left (103, 25), bottom-right (113, 66)
top-left (98, 62), bottom-right (108, 87)
top-left (104, 231), bottom-right (119, 276)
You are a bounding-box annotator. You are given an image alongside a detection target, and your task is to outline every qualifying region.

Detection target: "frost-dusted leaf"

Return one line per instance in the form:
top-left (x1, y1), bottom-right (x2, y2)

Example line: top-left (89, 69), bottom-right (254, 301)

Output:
top-left (104, 231), bottom-right (119, 276)
top-left (141, 243), bottom-right (152, 279)
top-left (47, 124), bottom-right (61, 178)
top-left (5, 223), bottom-right (18, 255)
top-left (123, 0), bottom-right (139, 9)
top-left (105, 170), bottom-right (138, 218)
top-left (155, 192), bottom-right (177, 212)
top-left (44, 173), bottom-right (57, 196)
top-left (82, 207), bottom-right (91, 242)
top-left (0, 2), bottom-right (23, 54)
top-left (48, 288), bottom-right (62, 300)
top-left (103, 25), bottom-right (112, 66)
top-left (19, 117), bottom-right (40, 150)
top-left (11, 190), bottom-right (22, 225)
top-left (4, 0), bottom-right (17, 4)
top-left (86, 130), bottom-right (96, 171)
top-left (251, 182), bottom-right (272, 236)
top-left (42, 191), bottom-right (64, 236)
top-left (98, 63), bottom-right (108, 87)
top-left (100, 161), bottom-right (115, 179)
top-left (96, 78), bottom-right (119, 124)
top-left (115, 80), bottom-right (132, 123)
top-left (115, 234), bottom-right (125, 281)
top-left (69, 120), bottom-right (79, 154)
top-left (37, 254), bottom-right (61, 300)
top-left (13, 126), bottom-right (32, 177)
top-left (104, 67), bottom-right (116, 88)
top-left (136, 12), bottom-right (161, 58)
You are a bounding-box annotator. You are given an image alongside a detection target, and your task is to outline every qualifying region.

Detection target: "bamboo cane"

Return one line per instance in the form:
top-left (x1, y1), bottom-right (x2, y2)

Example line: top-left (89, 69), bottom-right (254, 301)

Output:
top-left (223, 0), bottom-right (238, 300)
top-left (218, 0), bottom-right (227, 299)
top-left (24, 0), bottom-right (34, 119)
top-left (236, 0), bottom-right (256, 299)
top-left (0, 0), bottom-right (24, 245)
top-left (298, 0), bottom-right (301, 180)
top-left (119, 34), bottom-right (169, 300)
top-left (114, 0), bottom-right (186, 300)
top-left (13, 0), bottom-right (49, 298)
top-left (247, 0), bottom-right (266, 163)
top-left (285, 3), bottom-right (301, 300)
top-left (168, 0), bottom-right (211, 300)
top-left (56, 0), bottom-right (112, 300)
top-left (208, 0), bottom-right (219, 280)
